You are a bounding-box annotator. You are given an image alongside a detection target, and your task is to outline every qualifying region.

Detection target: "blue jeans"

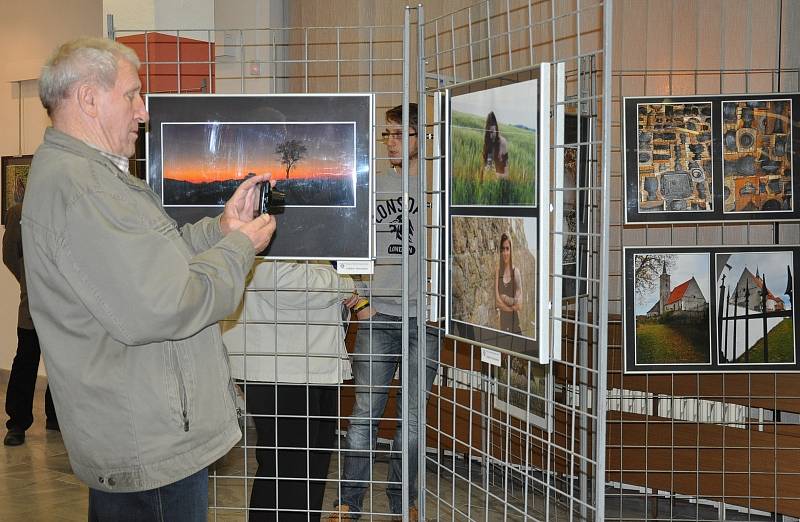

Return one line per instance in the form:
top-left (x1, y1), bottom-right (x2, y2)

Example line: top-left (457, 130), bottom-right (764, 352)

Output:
top-left (337, 313), bottom-right (439, 516)
top-left (88, 467), bottom-right (208, 522)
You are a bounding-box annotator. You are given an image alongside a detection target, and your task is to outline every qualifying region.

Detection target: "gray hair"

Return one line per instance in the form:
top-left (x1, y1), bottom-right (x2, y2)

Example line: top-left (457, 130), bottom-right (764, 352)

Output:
top-left (39, 37), bottom-right (141, 116)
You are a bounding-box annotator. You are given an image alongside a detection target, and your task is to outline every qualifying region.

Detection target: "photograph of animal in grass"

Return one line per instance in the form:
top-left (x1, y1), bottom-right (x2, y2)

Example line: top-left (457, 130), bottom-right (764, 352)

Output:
top-left (450, 79), bottom-right (538, 206)
top-left (715, 251), bottom-right (795, 365)
top-left (633, 252), bottom-right (711, 365)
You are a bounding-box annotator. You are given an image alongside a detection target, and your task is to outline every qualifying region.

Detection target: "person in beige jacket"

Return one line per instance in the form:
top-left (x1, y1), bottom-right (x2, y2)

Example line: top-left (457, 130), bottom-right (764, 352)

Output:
top-left (21, 37), bottom-right (276, 521)
top-left (224, 260), bottom-right (354, 521)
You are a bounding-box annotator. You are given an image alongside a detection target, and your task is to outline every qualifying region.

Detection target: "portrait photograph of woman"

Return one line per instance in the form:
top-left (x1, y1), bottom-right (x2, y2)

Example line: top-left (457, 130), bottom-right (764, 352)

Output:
top-left (450, 79), bottom-right (539, 207)
top-left (449, 215), bottom-right (537, 355)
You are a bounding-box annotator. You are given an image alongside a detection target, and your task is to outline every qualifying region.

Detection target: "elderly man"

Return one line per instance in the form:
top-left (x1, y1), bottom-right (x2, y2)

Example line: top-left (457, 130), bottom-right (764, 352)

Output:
top-left (21, 37), bottom-right (275, 521)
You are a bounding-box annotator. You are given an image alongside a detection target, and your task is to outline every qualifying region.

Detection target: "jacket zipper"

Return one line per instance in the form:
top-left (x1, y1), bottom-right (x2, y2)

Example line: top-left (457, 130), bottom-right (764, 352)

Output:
top-left (171, 343), bottom-right (190, 432)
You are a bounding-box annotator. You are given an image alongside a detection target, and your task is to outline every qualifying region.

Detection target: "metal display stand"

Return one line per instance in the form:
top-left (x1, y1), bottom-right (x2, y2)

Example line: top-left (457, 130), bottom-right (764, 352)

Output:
top-left (111, 0), bottom-right (611, 519)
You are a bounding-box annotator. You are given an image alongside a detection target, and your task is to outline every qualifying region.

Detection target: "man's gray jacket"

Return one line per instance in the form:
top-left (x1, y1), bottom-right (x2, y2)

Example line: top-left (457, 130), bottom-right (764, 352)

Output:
top-left (21, 128), bottom-right (255, 492)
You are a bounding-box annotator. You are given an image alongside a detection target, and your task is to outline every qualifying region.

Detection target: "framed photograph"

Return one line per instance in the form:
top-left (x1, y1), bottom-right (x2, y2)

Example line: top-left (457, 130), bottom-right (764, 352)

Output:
top-left (722, 98), bottom-right (792, 215)
top-left (449, 215), bottom-right (538, 356)
top-left (561, 113), bottom-right (591, 300)
top-left (449, 78), bottom-right (539, 208)
top-left (445, 64), bottom-right (552, 361)
top-left (493, 354), bottom-right (549, 430)
top-left (716, 250), bottom-right (795, 366)
top-left (629, 251), bottom-right (712, 370)
top-left (1, 155), bottom-right (32, 226)
top-left (147, 94), bottom-right (373, 260)
top-left (624, 93), bottom-right (800, 223)
top-left (624, 246), bottom-right (800, 373)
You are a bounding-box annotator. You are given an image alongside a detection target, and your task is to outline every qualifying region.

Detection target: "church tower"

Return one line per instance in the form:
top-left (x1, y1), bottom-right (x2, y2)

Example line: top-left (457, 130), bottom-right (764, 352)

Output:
top-left (659, 260), bottom-right (671, 314)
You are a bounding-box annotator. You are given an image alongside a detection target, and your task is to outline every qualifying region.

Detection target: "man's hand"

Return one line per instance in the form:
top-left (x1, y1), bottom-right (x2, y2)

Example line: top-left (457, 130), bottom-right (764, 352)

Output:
top-left (238, 213), bottom-right (276, 252)
top-left (220, 174), bottom-right (272, 235)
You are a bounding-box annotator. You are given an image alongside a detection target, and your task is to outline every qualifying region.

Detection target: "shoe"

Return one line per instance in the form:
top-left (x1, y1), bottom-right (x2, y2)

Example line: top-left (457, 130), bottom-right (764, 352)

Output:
top-left (45, 419), bottom-right (60, 431)
top-left (325, 504), bottom-right (353, 521)
top-left (390, 506), bottom-right (420, 522)
top-left (3, 430), bottom-right (25, 446)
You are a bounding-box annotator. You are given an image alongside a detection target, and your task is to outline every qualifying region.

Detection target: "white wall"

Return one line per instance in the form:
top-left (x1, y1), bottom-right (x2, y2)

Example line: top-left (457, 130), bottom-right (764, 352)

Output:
top-left (0, 0), bottom-right (102, 373)
top-left (103, 0), bottom-right (155, 36)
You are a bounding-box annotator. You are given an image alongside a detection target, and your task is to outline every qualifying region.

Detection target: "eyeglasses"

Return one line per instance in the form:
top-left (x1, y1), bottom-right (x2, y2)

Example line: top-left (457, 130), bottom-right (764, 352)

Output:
top-left (381, 130), bottom-right (417, 143)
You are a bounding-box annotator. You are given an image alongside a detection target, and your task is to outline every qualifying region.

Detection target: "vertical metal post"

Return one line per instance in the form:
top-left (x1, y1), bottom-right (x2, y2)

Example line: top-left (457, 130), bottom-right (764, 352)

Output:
top-left (401, 7), bottom-right (412, 520)
top-left (416, 5), bottom-right (429, 521)
top-left (597, 0), bottom-right (614, 518)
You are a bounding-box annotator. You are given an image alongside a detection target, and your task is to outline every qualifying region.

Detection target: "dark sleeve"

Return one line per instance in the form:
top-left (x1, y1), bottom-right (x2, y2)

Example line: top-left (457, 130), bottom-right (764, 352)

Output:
top-left (2, 203), bottom-right (23, 283)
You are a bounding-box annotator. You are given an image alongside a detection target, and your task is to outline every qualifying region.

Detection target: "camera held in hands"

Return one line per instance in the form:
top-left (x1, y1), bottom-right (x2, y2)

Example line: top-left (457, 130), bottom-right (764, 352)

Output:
top-left (253, 173), bottom-right (286, 215)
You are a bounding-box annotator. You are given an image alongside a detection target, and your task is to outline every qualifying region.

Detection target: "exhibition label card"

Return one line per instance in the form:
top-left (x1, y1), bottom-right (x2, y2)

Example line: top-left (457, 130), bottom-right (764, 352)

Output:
top-left (481, 347), bottom-right (502, 367)
top-left (336, 260), bottom-right (374, 275)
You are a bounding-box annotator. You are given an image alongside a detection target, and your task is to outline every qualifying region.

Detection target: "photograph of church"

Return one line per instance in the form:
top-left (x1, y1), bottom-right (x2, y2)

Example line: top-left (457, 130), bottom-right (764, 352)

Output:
top-left (633, 252), bottom-right (711, 365)
top-left (716, 251), bottom-right (795, 365)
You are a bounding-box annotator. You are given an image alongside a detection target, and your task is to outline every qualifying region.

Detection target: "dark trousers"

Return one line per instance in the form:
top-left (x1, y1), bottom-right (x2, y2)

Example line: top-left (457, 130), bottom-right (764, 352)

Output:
top-left (240, 383), bottom-right (337, 522)
top-left (5, 327), bottom-right (56, 431)
top-left (88, 467), bottom-right (208, 522)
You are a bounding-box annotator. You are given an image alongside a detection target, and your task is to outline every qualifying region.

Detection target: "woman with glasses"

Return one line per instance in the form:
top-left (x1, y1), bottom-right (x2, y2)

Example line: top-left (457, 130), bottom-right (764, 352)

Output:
top-left (495, 232), bottom-right (522, 334)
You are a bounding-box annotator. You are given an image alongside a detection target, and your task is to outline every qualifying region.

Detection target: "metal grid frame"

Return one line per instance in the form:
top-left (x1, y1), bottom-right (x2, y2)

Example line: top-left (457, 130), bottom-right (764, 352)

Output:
top-left (418, 1), bottom-right (610, 520)
top-left (111, 0), bottom-right (613, 520)
top-left (606, 1), bottom-right (800, 521)
top-left (113, 15), bottom-right (430, 522)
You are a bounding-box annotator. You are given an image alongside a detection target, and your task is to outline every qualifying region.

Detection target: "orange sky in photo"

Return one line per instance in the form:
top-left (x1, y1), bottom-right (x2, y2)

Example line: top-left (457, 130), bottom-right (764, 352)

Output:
top-left (164, 159), bottom-right (352, 184)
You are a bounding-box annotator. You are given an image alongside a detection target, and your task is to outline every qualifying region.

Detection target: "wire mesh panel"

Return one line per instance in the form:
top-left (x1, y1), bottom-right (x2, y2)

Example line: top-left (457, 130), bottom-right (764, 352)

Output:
top-left (113, 17), bottom-right (438, 522)
top-left (606, 1), bottom-right (800, 521)
top-left (419, 1), bottom-right (610, 520)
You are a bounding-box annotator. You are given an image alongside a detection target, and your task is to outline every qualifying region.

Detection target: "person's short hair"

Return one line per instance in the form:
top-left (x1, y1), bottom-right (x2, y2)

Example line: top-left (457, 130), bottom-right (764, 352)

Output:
top-left (385, 103), bottom-right (418, 133)
top-left (39, 37), bottom-right (141, 116)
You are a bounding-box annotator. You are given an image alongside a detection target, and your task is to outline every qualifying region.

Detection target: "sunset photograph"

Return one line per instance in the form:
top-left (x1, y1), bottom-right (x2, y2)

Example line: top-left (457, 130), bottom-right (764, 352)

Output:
top-left (160, 122), bottom-right (357, 207)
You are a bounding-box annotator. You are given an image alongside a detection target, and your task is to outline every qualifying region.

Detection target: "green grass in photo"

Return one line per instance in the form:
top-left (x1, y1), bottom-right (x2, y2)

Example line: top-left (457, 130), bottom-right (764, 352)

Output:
top-left (736, 318), bottom-right (794, 363)
top-left (451, 111), bottom-right (537, 206)
top-left (636, 320), bottom-right (710, 364)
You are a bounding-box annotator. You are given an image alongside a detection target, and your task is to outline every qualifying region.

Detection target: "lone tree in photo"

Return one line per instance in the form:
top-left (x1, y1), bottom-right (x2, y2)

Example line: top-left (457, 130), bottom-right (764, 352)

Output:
top-left (634, 253), bottom-right (677, 301)
top-left (275, 139), bottom-right (308, 179)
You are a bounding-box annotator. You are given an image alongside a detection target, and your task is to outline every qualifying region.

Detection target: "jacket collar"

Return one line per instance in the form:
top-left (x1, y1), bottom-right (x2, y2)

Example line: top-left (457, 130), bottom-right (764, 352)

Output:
top-left (43, 127), bottom-right (149, 191)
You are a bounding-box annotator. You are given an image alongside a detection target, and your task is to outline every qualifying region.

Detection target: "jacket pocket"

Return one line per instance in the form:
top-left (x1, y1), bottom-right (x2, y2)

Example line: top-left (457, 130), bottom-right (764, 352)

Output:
top-left (166, 341), bottom-right (192, 432)
top-left (211, 326), bottom-right (241, 419)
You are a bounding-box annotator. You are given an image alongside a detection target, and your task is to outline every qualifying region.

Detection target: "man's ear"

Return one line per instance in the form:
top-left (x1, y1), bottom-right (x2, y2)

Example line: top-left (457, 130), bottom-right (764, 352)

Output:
top-left (75, 83), bottom-right (98, 117)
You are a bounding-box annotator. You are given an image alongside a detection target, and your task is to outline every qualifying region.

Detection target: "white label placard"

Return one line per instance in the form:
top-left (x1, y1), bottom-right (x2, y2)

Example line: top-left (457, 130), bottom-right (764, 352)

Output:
top-left (336, 260), bottom-right (374, 275)
top-left (481, 347), bottom-right (502, 367)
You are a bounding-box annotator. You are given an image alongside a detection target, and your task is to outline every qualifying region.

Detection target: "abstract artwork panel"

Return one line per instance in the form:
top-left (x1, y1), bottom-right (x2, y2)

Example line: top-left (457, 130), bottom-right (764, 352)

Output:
top-left (624, 93), bottom-right (800, 223)
top-left (449, 215), bottom-right (537, 356)
top-left (450, 79), bottom-right (538, 207)
top-left (722, 99), bottom-right (792, 214)
top-left (636, 102), bottom-right (713, 213)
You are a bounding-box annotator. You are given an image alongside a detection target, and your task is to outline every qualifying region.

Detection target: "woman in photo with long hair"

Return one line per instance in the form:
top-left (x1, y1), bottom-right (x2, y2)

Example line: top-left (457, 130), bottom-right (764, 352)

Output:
top-left (482, 111), bottom-right (509, 177)
top-left (495, 233), bottom-right (522, 334)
